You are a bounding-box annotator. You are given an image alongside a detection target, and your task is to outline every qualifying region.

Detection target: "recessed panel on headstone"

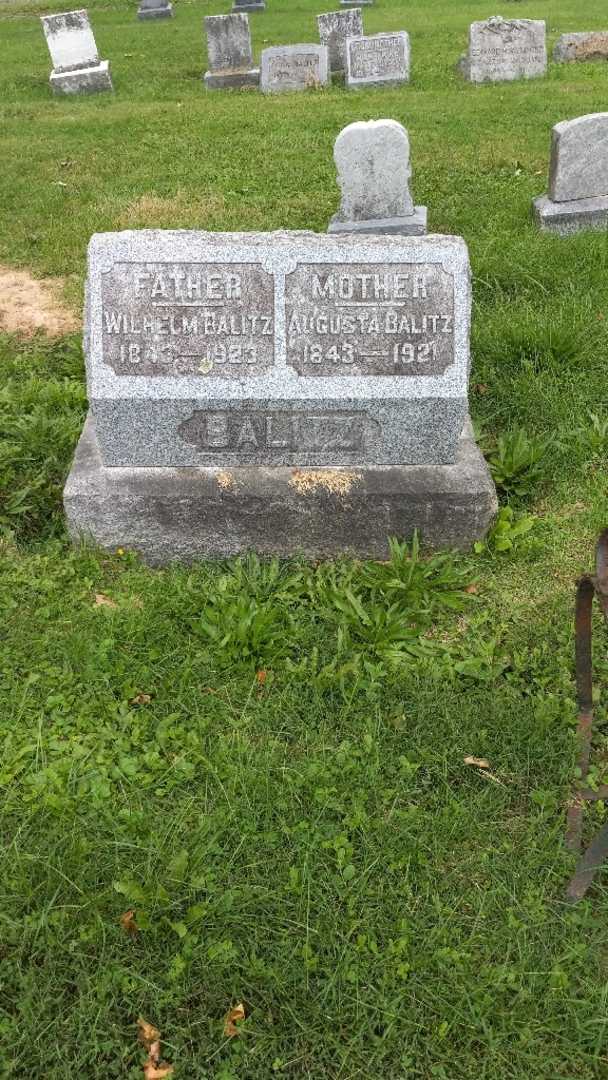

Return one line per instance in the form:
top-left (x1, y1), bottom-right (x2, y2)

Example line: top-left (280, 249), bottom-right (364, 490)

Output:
top-left (345, 32), bottom-right (410, 87)
top-left (86, 231), bottom-right (470, 467)
top-left (260, 44), bottom-right (329, 93)
top-left (462, 16), bottom-right (546, 83)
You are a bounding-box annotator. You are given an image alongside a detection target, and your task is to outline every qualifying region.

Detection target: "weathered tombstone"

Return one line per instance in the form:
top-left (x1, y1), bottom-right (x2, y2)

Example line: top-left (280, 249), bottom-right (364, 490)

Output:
top-left (329, 120), bottom-right (426, 235)
top-left (137, 0), bottom-right (173, 21)
top-left (204, 13), bottom-right (259, 90)
top-left (261, 45), bottom-right (329, 93)
top-left (317, 8), bottom-right (363, 75)
top-left (533, 114), bottom-right (608, 234)
top-left (40, 9), bottom-right (112, 94)
top-left (554, 32), bottom-right (608, 63)
top-left (345, 32), bottom-right (410, 88)
top-left (459, 16), bottom-right (546, 83)
top-left (341, 0), bottom-right (371, 7)
top-left (63, 229), bottom-right (497, 562)
top-left (232, 0), bottom-right (264, 13)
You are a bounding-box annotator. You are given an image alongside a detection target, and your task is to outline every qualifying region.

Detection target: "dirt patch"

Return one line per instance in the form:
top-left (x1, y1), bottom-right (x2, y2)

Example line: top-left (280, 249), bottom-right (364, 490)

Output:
top-left (0, 265), bottom-right (79, 337)
top-left (118, 192), bottom-right (226, 230)
top-left (289, 469), bottom-right (362, 497)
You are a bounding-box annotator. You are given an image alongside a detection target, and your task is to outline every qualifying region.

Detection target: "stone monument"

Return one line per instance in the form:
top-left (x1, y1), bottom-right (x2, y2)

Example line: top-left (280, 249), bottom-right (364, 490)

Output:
top-left (533, 114), bottom-right (608, 234)
top-left (261, 45), bottom-right (329, 93)
top-left (63, 229), bottom-right (496, 562)
top-left (329, 120), bottom-right (427, 235)
top-left (345, 32), bottom-right (410, 88)
top-left (317, 8), bottom-right (363, 76)
top-left (554, 32), bottom-right (608, 64)
top-left (232, 0), bottom-right (264, 14)
top-left (40, 9), bottom-right (112, 94)
top-left (459, 16), bottom-right (546, 83)
top-left (137, 0), bottom-right (173, 20)
top-left (204, 14), bottom-right (259, 90)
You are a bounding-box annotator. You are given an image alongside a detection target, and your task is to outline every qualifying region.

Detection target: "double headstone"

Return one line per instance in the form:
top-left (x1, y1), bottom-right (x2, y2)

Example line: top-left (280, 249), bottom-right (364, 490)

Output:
top-left (204, 14), bottom-right (259, 90)
top-left (260, 45), bottom-right (329, 93)
top-left (328, 120), bottom-right (427, 235)
top-left (345, 32), bottom-right (410, 88)
top-left (459, 16), bottom-right (546, 83)
top-left (533, 114), bottom-right (608, 234)
top-left (317, 8), bottom-right (363, 76)
top-left (64, 229), bottom-right (496, 562)
top-left (40, 9), bottom-right (112, 94)
top-left (554, 32), bottom-right (608, 64)
top-left (137, 0), bottom-right (173, 21)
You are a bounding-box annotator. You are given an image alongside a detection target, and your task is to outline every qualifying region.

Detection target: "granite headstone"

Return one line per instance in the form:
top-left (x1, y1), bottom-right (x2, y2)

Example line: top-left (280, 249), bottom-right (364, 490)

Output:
top-left (40, 9), bottom-right (112, 94)
top-left (329, 120), bottom-right (427, 235)
top-left (64, 229), bottom-right (496, 561)
top-left (137, 0), bottom-right (173, 20)
top-left (554, 32), bottom-right (608, 63)
top-left (460, 16), bottom-right (546, 83)
top-left (533, 114), bottom-right (608, 234)
top-left (204, 13), bottom-right (259, 89)
top-left (261, 44), bottom-right (329, 93)
top-left (232, 0), bottom-right (264, 14)
top-left (317, 8), bottom-right (363, 74)
top-left (345, 32), bottom-right (410, 88)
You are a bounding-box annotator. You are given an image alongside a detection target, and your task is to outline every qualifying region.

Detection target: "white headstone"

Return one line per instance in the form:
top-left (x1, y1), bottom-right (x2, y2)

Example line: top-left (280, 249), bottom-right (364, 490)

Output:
top-left (40, 9), bottom-right (113, 94)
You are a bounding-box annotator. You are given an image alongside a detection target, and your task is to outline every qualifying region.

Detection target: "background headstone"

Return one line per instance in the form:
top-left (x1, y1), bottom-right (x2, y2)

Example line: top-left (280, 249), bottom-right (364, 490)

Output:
top-left (137, 0), bottom-right (173, 21)
top-left (232, 0), bottom-right (264, 13)
top-left (204, 14), bottom-right (259, 89)
top-left (317, 8), bottom-right (363, 75)
top-left (64, 229), bottom-right (496, 560)
top-left (533, 113), bottom-right (608, 234)
top-left (329, 120), bottom-right (427, 235)
top-left (554, 32), bottom-right (608, 63)
top-left (460, 16), bottom-right (546, 83)
top-left (261, 45), bottom-right (329, 93)
top-left (345, 32), bottom-right (410, 88)
top-left (40, 9), bottom-right (112, 93)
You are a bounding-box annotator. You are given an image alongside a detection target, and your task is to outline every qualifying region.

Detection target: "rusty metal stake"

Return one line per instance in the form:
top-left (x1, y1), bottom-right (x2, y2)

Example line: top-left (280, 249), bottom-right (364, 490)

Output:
top-left (565, 529), bottom-right (608, 903)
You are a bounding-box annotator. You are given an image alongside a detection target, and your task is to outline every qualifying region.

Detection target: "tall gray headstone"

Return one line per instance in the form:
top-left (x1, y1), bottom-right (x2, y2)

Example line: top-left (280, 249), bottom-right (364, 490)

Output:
top-left (63, 230), bottom-right (496, 562)
top-left (137, 0), bottom-right (173, 21)
top-left (204, 13), bottom-right (259, 89)
top-left (554, 32), bottom-right (608, 64)
top-left (317, 8), bottom-right (363, 75)
top-left (533, 114), bottom-right (608, 234)
top-left (328, 120), bottom-right (427, 235)
top-left (40, 9), bottom-right (112, 94)
top-left (345, 32), bottom-right (410, 88)
top-left (460, 16), bottom-right (546, 83)
top-left (261, 45), bottom-right (329, 93)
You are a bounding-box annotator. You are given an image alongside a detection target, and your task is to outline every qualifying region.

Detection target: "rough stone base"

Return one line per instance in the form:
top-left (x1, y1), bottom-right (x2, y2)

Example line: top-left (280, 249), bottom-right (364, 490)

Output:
top-left (328, 207), bottom-right (427, 236)
top-left (50, 61), bottom-right (113, 94)
top-left (533, 193), bottom-right (608, 235)
top-left (138, 4), bottom-right (173, 17)
top-left (64, 414), bottom-right (497, 564)
top-left (204, 68), bottom-right (260, 89)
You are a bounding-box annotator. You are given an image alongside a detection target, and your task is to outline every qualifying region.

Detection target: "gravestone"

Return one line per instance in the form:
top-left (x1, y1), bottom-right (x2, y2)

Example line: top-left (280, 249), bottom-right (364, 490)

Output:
top-left (554, 32), bottom-right (608, 63)
top-left (261, 45), bottom-right (329, 93)
top-left (459, 16), bottom-right (546, 83)
top-left (341, 0), bottom-right (371, 7)
top-left (232, 0), bottom-right (264, 14)
top-left (329, 120), bottom-right (427, 235)
top-left (533, 114), bottom-right (608, 234)
top-left (63, 229), bottom-right (496, 562)
top-left (204, 13), bottom-right (259, 90)
top-left (345, 32), bottom-right (410, 88)
top-left (40, 9), bottom-right (112, 94)
top-left (317, 8), bottom-right (363, 75)
top-left (137, 0), bottom-right (173, 20)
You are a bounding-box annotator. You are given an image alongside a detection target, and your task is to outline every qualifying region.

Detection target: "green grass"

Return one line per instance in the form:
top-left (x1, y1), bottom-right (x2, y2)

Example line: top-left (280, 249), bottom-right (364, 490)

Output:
top-left (3, 0), bottom-right (608, 1075)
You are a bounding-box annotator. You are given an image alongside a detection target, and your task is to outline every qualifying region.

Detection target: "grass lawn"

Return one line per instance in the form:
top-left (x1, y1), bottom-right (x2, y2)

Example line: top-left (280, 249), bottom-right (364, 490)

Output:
top-left (2, 0), bottom-right (608, 1075)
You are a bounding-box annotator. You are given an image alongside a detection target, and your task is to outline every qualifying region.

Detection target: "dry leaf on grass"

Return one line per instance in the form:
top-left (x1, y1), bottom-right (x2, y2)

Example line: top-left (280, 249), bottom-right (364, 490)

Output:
top-left (256, 670), bottom-right (267, 686)
top-left (464, 756), bottom-right (490, 769)
top-left (138, 1020), bottom-right (161, 1047)
top-left (465, 584), bottom-right (478, 594)
top-left (144, 1062), bottom-right (174, 1080)
top-left (130, 693), bottom-right (152, 706)
top-left (138, 1019), bottom-right (173, 1078)
top-left (120, 909), bottom-right (138, 936)
top-left (94, 593), bottom-right (118, 609)
top-left (224, 1002), bottom-right (246, 1037)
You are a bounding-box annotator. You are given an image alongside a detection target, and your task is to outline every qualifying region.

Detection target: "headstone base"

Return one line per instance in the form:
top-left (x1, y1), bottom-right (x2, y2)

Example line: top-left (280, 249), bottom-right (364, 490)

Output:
top-left (50, 60), bottom-right (113, 94)
top-left (533, 193), bottom-right (608, 235)
top-left (64, 414), bottom-right (497, 564)
top-left (204, 68), bottom-right (260, 89)
top-left (232, 2), bottom-right (265, 10)
top-left (328, 207), bottom-right (427, 236)
top-left (137, 3), bottom-right (173, 18)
